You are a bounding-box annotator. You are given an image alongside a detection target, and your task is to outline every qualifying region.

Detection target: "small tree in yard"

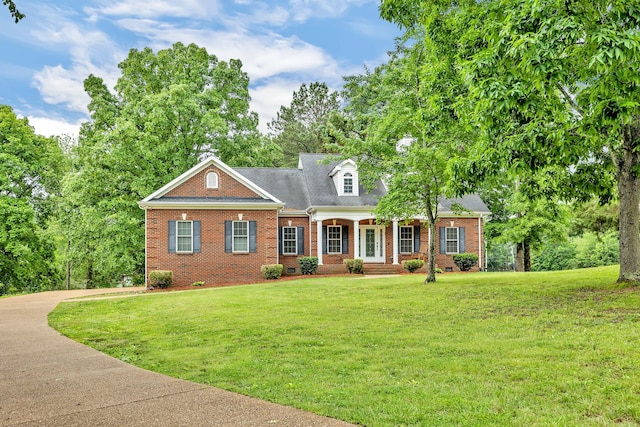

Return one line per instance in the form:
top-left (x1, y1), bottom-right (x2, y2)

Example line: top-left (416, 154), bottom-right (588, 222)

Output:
top-left (332, 29), bottom-right (476, 283)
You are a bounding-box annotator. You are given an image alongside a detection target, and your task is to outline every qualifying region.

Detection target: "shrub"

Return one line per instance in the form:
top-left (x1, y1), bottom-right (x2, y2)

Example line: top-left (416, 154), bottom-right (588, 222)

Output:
top-left (148, 270), bottom-right (173, 288)
top-left (297, 257), bottom-right (319, 275)
top-left (261, 264), bottom-right (283, 280)
top-left (434, 267), bottom-right (443, 274)
top-left (343, 259), bottom-right (364, 274)
top-left (452, 253), bottom-right (479, 271)
top-left (132, 273), bottom-right (146, 286)
top-left (191, 281), bottom-right (205, 287)
top-left (402, 259), bottom-right (425, 273)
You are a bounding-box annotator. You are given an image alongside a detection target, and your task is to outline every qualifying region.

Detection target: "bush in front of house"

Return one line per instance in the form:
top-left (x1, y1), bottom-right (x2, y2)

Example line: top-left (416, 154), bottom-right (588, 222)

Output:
top-left (452, 253), bottom-right (479, 271)
top-left (261, 264), bottom-right (283, 280)
top-left (343, 259), bottom-right (364, 274)
top-left (297, 256), bottom-right (318, 275)
top-left (402, 259), bottom-right (425, 273)
top-left (149, 270), bottom-right (173, 288)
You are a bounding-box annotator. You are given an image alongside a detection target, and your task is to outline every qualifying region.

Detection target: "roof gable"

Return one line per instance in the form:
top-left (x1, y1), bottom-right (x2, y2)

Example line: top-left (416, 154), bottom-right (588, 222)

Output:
top-left (140, 157), bottom-right (283, 205)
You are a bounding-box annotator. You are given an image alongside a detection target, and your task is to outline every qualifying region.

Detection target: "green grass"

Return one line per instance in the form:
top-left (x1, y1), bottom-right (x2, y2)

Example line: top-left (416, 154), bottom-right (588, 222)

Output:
top-left (49, 266), bottom-right (640, 426)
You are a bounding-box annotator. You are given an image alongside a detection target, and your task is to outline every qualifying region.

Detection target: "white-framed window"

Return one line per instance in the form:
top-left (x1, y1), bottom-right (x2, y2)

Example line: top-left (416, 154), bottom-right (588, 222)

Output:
top-left (176, 221), bottom-right (193, 253)
top-left (446, 227), bottom-right (459, 254)
top-left (233, 221), bottom-right (249, 253)
top-left (206, 171), bottom-right (219, 189)
top-left (343, 173), bottom-right (353, 194)
top-left (282, 226), bottom-right (297, 255)
top-left (400, 226), bottom-right (414, 254)
top-left (327, 225), bottom-right (342, 254)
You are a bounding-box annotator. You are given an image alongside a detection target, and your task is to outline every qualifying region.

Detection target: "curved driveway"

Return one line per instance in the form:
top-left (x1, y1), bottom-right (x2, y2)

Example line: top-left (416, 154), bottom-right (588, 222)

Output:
top-left (0, 288), bottom-right (355, 426)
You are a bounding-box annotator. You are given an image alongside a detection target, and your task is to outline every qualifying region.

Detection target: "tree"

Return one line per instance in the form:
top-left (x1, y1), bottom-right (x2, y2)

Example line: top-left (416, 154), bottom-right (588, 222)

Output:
top-left (380, 0), bottom-right (640, 282)
top-left (0, 105), bottom-right (63, 294)
top-left (268, 82), bottom-right (340, 167)
top-left (332, 27), bottom-right (475, 283)
top-left (63, 42), bottom-right (266, 286)
top-left (3, 0), bottom-right (24, 22)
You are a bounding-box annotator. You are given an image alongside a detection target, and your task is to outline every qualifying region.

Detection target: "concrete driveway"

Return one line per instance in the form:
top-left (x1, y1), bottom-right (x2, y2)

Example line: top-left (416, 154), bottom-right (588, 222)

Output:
top-left (0, 288), bottom-right (355, 426)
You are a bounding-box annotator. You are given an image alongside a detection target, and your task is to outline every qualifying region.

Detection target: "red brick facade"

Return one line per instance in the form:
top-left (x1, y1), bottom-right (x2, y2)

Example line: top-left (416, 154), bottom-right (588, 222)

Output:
top-left (142, 156), bottom-right (486, 287)
top-left (146, 209), bottom-right (278, 286)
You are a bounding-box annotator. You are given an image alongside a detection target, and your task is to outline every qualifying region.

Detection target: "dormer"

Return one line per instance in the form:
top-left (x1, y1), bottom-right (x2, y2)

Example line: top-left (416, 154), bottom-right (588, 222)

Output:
top-left (329, 159), bottom-right (359, 196)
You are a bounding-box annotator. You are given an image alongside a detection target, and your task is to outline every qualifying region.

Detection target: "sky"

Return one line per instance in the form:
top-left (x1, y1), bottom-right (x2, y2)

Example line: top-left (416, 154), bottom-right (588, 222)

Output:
top-left (0, 0), bottom-right (400, 138)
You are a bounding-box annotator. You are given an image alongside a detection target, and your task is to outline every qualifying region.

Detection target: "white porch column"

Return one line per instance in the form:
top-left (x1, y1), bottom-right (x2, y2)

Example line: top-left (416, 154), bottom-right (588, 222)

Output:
top-left (392, 220), bottom-right (399, 265)
top-left (316, 220), bottom-right (323, 265)
top-left (353, 220), bottom-right (360, 259)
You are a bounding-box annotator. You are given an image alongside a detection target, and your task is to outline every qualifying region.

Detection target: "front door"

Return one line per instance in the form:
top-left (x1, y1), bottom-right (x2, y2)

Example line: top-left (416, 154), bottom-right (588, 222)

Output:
top-left (360, 226), bottom-right (385, 263)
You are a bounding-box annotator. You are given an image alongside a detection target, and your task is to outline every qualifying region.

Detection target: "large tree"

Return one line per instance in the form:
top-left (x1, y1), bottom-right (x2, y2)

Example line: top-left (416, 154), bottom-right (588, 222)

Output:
top-left (381, 0), bottom-right (640, 282)
top-left (0, 105), bottom-right (63, 294)
top-left (268, 82), bottom-right (340, 167)
top-left (63, 42), bottom-right (266, 286)
top-left (333, 28), bottom-right (475, 282)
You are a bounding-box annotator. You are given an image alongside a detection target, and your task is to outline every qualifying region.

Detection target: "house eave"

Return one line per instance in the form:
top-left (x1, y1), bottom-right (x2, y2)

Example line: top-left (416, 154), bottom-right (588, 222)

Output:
top-left (138, 201), bottom-right (285, 210)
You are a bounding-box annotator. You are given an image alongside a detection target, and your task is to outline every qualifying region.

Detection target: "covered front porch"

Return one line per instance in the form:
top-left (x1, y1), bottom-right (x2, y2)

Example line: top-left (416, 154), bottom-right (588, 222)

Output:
top-left (309, 209), bottom-right (426, 272)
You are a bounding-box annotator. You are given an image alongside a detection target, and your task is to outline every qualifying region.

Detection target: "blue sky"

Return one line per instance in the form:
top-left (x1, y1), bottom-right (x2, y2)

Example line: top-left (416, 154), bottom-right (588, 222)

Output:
top-left (0, 0), bottom-right (400, 137)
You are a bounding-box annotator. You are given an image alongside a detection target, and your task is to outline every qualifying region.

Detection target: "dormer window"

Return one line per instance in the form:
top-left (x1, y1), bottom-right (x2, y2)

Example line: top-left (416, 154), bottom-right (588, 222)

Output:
top-left (206, 171), bottom-right (218, 189)
top-left (343, 173), bottom-right (353, 194)
top-left (329, 159), bottom-right (359, 196)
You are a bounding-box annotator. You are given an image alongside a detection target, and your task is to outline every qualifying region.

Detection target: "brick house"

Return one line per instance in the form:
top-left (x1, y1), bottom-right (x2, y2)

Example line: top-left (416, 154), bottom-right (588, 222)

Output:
top-left (138, 154), bottom-right (490, 287)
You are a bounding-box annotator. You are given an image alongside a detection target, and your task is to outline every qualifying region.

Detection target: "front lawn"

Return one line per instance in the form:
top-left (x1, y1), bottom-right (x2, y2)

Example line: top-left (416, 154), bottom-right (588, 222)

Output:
top-left (49, 266), bottom-right (640, 426)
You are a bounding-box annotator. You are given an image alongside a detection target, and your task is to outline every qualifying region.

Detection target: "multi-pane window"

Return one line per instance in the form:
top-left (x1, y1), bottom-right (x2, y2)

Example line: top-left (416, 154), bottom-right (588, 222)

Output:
top-left (446, 227), bottom-right (459, 254)
top-left (327, 225), bottom-right (342, 254)
top-left (282, 226), bottom-right (297, 255)
top-left (176, 221), bottom-right (193, 253)
top-left (400, 226), bottom-right (414, 254)
top-left (233, 221), bottom-right (249, 253)
top-left (343, 173), bottom-right (353, 194)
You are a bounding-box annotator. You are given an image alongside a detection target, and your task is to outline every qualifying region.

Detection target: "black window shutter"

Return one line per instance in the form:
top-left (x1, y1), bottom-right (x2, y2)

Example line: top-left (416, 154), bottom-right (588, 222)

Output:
top-left (459, 227), bottom-right (466, 253)
top-left (322, 226), bottom-right (327, 254)
top-left (278, 226), bottom-right (283, 254)
top-left (224, 221), bottom-right (232, 253)
top-left (439, 227), bottom-right (446, 254)
top-left (414, 225), bottom-right (420, 253)
top-left (342, 225), bottom-right (349, 254)
top-left (168, 221), bottom-right (176, 253)
top-left (193, 220), bottom-right (201, 253)
top-left (249, 221), bottom-right (257, 253)
top-left (297, 226), bottom-right (305, 255)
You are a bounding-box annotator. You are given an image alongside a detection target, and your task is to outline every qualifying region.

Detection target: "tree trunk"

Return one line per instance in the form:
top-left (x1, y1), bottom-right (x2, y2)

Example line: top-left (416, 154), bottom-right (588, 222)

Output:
top-left (523, 240), bottom-right (531, 272)
top-left (86, 260), bottom-right (94, 289)
top-left (425, 218), bottom-right (437, 283)
top-left (616, 130), bottom-right (640, 282)
top-left (515, 242), bottom-right (524, 272)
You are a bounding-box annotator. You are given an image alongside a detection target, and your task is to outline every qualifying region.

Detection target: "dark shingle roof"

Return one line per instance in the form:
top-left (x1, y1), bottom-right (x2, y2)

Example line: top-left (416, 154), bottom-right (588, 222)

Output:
top-left (297, 153), bottom-right (385, 207)
top-left (236, 154), bottom-right (489, 214)
top-left (235, 168), bottom-right (310, 210)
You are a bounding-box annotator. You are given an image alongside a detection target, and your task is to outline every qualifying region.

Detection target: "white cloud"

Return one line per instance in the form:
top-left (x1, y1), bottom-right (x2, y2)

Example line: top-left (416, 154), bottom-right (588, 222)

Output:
top-left (250, 78), bottom-right (303, 132)
top-left (85, 0), bottom-right (223, 20)
top-left (287, 0), bottom-right (369, 22)
top-left (27, 115), bottom-right (81, 139)
top-left (115, 19), bottom-right (340, 82)
top-left (28, 9), bottom-right (124, 115)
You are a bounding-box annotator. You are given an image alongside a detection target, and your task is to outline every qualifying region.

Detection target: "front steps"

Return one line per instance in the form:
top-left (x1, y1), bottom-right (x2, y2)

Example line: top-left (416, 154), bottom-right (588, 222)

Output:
top-left (363, 263), bottom-right (401, 275)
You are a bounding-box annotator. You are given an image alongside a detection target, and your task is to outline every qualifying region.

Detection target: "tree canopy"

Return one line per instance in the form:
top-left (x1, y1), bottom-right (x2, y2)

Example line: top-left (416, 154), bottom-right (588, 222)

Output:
top-left (268, 82), bottom-right (340, 167)
top-left (380, 0), bottom-right (640, 282)
top-left (62, 42), bottom-right (266, 286)
top-left (0, 105), bottom-right (63, 293)
top-left (3, 0), bottom-right (23, 22)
